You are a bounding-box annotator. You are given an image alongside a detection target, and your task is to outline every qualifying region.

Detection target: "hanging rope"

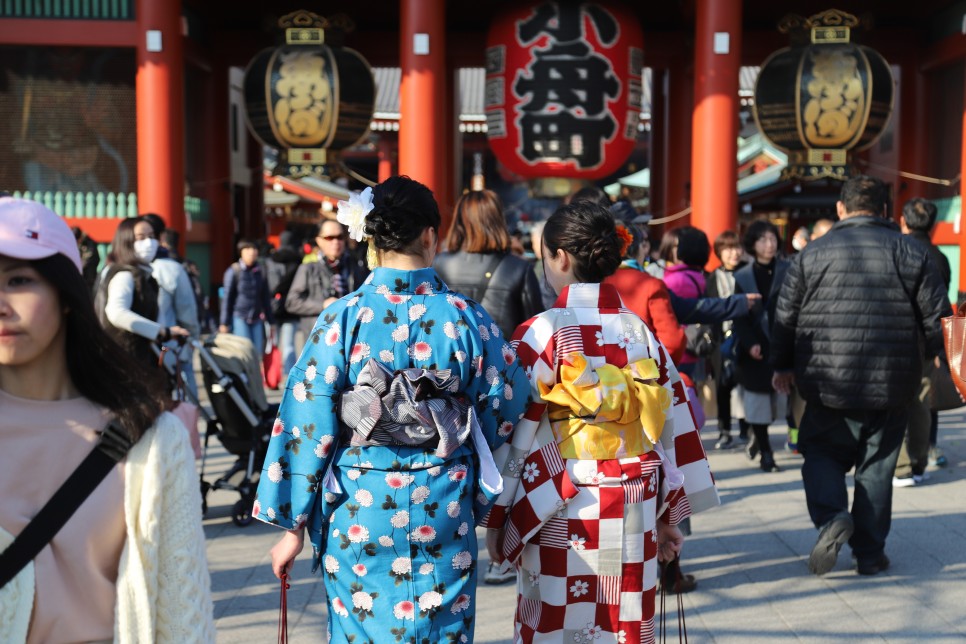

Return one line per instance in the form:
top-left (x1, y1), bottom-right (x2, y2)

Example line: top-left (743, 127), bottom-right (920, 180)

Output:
top-left (855, 159), bottom-right (961, 187)
top-left (646, 206), bottom-right (692, 225)
top-left (341, 164), bottom-right (378, 187)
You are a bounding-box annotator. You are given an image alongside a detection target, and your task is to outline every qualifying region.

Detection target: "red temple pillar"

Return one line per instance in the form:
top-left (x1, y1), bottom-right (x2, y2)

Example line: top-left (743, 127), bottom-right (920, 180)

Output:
top-left (399, 0), bottom-right (449, 231)
top-left (135, 0), bottom-right (185, 235)
top-left (663, 60), bottom-right (692, 231)
top-left (959, 64), bottom-right (966, 304)
top-left (648, 67), bottom-right (666, 222)
top-left (691, 0), bottom-right (741, 264)
top-left (442, 58), bottom-right (459, 235)
top-left (897, 58), bottom-right (928, 214)
top-left (205, 62), bottom-right (232, 278)
top-left (377, 136), bottom-right (394, 183)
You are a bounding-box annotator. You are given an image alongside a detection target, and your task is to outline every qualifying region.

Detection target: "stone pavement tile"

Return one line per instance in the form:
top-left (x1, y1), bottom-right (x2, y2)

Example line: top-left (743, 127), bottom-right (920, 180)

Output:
top-left (473, 562), bottom-right (517, 643)
top-left (680, 417), bottom-right (966, 642)
top-left (202, 403), bottom-right (966, 642)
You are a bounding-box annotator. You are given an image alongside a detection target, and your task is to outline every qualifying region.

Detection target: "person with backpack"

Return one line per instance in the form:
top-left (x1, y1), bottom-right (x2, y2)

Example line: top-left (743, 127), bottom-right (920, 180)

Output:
top-left (98, 218), bottom-right (190, 394)
top-left (284, 220), bottom-right (368, 345)
top-left (433, 190), bottom-right (542, 341)
top-left (660, 226), bottom-right (712, 380)
top-left (264, 230), bottom-right (303, 382)
top-left (160, 227), bottom-right (209, 332)
top-left (219, 240), bottom-right (274, 358)
top-left (0, 198), bottom-right (214, 642)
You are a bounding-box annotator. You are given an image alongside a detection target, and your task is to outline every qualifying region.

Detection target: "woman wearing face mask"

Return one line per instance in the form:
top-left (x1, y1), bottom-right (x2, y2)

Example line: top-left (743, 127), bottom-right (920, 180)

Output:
top-left (133, 215), bottom-right (200, 398)
top-left (100, 218), bottom-right (189, 390)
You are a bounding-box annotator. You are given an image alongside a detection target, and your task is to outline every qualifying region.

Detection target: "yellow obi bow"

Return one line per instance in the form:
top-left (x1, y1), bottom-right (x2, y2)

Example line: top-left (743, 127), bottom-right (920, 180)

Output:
top-left (539, 353), bottom-right (671, 460)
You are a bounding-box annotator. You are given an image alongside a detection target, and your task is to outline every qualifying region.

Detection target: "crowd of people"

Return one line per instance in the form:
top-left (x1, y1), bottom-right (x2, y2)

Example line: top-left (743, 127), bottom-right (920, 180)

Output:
top-left (0, 172), bottom-right (955, 642)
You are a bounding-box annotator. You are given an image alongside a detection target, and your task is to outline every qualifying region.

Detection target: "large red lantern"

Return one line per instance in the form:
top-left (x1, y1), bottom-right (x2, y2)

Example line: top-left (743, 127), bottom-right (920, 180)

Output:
top-left (485, 2), bottom-right (644, 179)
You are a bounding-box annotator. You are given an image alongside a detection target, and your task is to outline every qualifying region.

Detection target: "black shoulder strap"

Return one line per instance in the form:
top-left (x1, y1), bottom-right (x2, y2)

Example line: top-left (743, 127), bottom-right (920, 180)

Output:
top-left (478, 253), bottom-right (509, 301)
top-left (683, 271), bottom-right (705, 298)
top-left (0, 421), bottom-right (135, 589)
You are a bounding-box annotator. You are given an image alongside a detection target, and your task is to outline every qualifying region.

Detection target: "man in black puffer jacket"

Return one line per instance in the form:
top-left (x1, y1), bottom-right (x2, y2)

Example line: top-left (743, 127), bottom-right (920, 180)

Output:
top-left (771, 175), bottom-right (947, 578)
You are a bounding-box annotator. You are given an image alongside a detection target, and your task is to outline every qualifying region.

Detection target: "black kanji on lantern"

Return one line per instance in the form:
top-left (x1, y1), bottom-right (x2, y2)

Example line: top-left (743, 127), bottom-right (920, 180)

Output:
top-left (513, 2), bottom-right (620, 169)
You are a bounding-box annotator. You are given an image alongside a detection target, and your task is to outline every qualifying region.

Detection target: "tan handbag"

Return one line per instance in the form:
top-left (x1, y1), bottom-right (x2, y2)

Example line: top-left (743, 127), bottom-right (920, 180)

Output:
top-left (940, 302), bottom-right (966, 402)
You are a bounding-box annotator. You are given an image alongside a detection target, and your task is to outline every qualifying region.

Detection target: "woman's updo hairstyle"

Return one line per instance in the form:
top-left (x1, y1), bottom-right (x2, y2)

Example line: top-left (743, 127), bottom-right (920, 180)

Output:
top-left (542, 200), bottom-right (623, 283)
top-left (365, 176), bottom-right (441, 253)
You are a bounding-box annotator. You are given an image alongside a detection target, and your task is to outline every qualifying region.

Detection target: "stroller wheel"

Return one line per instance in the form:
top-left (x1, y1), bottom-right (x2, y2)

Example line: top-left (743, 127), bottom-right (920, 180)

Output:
top-left (232, 498), bottom-right (255, 527)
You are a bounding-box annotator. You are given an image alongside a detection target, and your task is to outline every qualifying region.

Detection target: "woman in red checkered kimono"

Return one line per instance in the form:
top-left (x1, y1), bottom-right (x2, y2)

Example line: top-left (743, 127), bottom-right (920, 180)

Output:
top-left (482, 201), bottom-right (719, 643)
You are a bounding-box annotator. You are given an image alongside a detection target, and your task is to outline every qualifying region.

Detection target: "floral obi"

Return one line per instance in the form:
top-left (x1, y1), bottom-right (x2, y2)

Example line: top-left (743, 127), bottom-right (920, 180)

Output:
top-left (539, 353), bottom-right (671, 460)
top-left (338, 359), bottom-right (477, 459)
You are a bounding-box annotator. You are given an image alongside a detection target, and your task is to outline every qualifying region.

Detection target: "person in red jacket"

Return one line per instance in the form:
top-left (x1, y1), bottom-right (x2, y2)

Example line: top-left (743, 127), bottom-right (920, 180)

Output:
top-left (603, 223), bottom-right (687, 363)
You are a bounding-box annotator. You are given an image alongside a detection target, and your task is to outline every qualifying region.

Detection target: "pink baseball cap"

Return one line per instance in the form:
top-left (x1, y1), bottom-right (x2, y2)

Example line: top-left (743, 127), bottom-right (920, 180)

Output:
top-left (0, 197), bottom-right (83, 272)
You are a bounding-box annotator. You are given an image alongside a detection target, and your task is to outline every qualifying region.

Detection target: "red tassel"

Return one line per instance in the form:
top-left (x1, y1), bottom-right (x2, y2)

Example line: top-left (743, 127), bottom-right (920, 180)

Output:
top-left (278, 573), bottom-right (291, 643)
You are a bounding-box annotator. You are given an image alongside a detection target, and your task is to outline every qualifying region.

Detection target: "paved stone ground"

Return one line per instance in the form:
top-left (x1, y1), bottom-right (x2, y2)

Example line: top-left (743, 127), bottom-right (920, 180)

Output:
top-left (202, 382), bottom-right (966, 643)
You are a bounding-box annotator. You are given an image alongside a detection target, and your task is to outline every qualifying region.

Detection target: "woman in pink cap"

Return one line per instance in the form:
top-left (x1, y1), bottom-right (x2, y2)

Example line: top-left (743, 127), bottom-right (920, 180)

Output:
top-left (0, 198), bottom-right (213, 643)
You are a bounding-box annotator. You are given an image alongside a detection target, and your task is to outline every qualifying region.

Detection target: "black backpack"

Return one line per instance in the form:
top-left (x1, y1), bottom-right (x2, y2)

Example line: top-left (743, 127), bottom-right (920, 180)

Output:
top-left (267, 258), bottom-right (299, 319)
top-left (93, 264), bottom-right (160, 330)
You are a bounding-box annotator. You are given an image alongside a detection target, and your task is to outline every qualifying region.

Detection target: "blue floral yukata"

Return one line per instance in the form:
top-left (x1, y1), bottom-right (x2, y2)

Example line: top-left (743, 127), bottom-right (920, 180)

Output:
top-left (254, 266), bottom-right (530, 643)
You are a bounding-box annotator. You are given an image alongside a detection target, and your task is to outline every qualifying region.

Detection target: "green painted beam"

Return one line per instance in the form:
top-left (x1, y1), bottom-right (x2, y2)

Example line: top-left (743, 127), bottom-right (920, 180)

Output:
top-left (0, 0), bottom-right (131, 18)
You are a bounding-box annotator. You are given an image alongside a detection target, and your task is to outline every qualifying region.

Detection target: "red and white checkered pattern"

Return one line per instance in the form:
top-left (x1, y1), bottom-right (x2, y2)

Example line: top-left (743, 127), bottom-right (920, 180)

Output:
top-left (484, 283), bottom-right (719, 643)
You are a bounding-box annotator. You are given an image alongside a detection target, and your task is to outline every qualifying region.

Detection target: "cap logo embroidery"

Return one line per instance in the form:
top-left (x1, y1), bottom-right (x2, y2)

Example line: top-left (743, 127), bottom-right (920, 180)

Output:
top-left (25, 229), bottom-right (39, 240)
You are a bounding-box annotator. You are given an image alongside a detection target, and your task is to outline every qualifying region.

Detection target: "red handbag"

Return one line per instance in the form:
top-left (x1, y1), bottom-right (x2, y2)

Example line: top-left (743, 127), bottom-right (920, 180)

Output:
top-left (263, 342), bottom-right (282, 390)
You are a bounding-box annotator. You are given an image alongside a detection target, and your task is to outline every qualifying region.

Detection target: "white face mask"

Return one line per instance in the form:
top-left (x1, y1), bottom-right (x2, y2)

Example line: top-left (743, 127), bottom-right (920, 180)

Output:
top-left (792, 236), bottom-right (807, 252)
top-left (134, 237), bottom-right (159, 262)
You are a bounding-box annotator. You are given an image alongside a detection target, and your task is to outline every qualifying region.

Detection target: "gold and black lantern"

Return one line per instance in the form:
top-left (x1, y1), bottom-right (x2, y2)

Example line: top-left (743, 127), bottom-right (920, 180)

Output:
top-left (243, 11), bottom-right (375, 177)
top-left (753, 9), bottom-right (894, 180)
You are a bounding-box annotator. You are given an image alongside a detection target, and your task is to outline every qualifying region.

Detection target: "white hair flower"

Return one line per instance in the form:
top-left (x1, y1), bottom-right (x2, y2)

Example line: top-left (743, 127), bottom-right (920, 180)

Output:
top-left (336, 187), bottom-right (375, 242)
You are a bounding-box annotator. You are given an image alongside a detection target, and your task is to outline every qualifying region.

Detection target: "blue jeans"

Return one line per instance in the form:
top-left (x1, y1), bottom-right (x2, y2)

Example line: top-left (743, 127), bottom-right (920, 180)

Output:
top-left (232, 317), bottom-right (266, 358)
top-left (277, 320), bottom-right (298, 380)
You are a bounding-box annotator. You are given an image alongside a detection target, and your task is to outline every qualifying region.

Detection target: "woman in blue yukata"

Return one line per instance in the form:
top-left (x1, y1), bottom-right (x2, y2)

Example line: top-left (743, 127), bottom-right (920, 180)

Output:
top-left (254, 176), bottom-right (531, 643)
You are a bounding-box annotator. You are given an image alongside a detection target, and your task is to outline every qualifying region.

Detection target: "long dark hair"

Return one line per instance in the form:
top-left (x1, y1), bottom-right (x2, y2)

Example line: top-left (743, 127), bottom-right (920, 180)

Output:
top-left (542, 201), bottom-right (623, 283)
top-left (33, 254), bottom-right (165, 441)
top-left (108, 218), bottom-right (147, 267)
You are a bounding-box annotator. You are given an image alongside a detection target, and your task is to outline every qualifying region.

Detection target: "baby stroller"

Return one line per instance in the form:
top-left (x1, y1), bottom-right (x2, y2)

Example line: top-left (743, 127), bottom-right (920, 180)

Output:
top-left (194, 334), bottom-right (278, 526)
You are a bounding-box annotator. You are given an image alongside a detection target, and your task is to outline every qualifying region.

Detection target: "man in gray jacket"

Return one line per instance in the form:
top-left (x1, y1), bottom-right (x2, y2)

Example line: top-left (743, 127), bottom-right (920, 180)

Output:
top-left (285, 220), bottom-right (368, 341)
top-left (771, 175), bottom-right (948, 577)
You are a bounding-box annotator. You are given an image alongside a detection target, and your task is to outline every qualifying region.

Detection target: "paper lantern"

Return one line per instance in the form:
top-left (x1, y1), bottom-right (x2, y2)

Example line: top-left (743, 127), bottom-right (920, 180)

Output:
top-left (753, 9), bottom-right (894, 180)
top-left (485, 1), bottom-right (644, 179)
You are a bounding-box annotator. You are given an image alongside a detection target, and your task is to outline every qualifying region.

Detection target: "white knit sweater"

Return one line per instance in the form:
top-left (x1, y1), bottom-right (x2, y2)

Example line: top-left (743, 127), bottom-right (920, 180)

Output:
top-left (115, 411), bottom-right (215, 643)
top-left (1, 412), bottom-right (215, 643)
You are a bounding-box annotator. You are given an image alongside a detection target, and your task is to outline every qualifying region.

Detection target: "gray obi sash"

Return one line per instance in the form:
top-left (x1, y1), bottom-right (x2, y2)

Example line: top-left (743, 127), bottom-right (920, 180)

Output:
top-left (338, 359), bottom-right (478, 459)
